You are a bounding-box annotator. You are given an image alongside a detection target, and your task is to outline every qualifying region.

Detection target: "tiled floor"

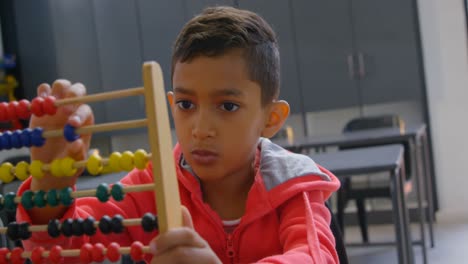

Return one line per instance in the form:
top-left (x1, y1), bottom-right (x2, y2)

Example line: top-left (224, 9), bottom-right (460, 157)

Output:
top-left (345, 211), bottom-right (468, 263)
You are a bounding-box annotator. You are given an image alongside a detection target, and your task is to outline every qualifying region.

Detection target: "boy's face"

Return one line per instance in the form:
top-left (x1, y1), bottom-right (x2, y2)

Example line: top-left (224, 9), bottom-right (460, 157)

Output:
top-left (170, 49), bottom-right (270, 182)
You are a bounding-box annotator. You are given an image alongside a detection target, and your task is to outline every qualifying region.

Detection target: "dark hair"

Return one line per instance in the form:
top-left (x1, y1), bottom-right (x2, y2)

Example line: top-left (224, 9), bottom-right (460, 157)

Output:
top-left (171, 6), bottom-right (280, 105)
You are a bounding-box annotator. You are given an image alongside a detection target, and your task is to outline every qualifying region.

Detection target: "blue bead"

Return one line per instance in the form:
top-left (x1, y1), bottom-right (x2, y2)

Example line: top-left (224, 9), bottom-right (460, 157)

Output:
top-left (63, 124), bottom-right (79, 142)
top-left (31, 127), bottom-right (45, 147)
top-left (21, 128), bottom-right (32, 147)
top-left (11, 130), bottom-right (22, 149)
top-left (1, 131), bottom-right (12, 150)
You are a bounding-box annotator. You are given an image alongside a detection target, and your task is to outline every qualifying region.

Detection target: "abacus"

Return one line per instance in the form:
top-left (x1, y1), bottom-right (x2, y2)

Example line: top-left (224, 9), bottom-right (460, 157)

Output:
top-left (0, 62), bottom-right (182, 263)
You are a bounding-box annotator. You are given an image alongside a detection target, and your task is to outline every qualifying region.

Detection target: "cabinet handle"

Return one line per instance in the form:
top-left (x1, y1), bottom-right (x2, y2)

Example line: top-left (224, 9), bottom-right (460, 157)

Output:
top-left (358, 52), bottom-right (366, 79)
top-left (347, 54), bottom-right (355, 80)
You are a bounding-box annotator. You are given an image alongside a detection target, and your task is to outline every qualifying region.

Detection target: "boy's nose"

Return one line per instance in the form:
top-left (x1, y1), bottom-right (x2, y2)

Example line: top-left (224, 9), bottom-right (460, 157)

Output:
top-left (192, 113), bottom-right (215, 139)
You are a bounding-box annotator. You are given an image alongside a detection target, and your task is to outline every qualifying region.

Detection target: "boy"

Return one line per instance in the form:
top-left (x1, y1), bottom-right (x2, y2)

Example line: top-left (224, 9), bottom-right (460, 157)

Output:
top-left (17, 6), bottom-right (340, 263)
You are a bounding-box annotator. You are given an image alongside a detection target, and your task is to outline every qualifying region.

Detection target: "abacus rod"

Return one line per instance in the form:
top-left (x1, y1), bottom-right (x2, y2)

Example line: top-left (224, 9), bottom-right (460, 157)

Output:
top-left (9, 245), bottom-right (150, 259)
top-left (42, 119), bottom-right (148, 138)
top-left (54, 87), bottom-right (144, 107)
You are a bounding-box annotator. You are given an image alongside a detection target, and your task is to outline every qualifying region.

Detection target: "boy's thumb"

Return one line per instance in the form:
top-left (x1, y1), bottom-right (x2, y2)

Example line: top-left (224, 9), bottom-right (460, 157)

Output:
top-left (181, 206), bottom-right (194, 229)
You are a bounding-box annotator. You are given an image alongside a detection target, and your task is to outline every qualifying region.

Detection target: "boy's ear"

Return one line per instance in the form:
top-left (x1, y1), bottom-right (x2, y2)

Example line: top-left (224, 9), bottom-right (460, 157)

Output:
top-left (261, 100), bottom-right (290, 138)
top-left (167, 91), bottom-right (175, 110)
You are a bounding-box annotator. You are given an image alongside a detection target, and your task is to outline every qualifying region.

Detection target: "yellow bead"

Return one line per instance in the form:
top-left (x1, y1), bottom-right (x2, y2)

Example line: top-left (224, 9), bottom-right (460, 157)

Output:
top-left (109, 152), bottom-right (122, 172)
top-left (50, 158), bottom-right (62, 177)
top-left (120, 151), bottom-right (134, 171)
top-left (0, 162), bottom-right (14, 183)
top-left (61, 157), bottom-right (77, 177)
top-left (87, 153), bottom-right (103, 176)
top-left (30, 160), bottom-right (44, 179)
top-left (15, 161), bottom-right (29, 181)
top-left (134, 149), bottom-right (148, 170)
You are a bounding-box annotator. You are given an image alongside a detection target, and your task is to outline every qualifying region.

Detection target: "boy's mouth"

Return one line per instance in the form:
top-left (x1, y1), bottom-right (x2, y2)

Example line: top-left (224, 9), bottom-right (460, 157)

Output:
top-left (190, 149), bottom-right (219, 165)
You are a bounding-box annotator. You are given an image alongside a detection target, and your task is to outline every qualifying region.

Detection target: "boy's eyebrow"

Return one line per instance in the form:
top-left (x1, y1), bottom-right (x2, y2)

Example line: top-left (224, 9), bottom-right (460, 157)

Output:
top-left (174, 87), bottom-right (244, 97)
top-left (173, 87), bottom-right (195, 95)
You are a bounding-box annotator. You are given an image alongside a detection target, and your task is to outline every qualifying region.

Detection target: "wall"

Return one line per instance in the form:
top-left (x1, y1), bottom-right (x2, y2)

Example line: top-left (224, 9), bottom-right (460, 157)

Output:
top-left (417, 0), bottom-right (468, 217)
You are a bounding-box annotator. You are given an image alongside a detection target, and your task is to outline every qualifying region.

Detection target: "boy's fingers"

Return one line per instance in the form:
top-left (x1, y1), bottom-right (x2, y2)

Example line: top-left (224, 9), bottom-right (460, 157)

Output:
top-left (37, 83), bottom-right (51, 97)
top-left (153, 228), bottom-right (206, 256)
top-left (51, 79), bottom-right (72, 99)
top-left (68, 104), bottom-right (94, 128)
top-left (181, 206), bottom-right (194, 229)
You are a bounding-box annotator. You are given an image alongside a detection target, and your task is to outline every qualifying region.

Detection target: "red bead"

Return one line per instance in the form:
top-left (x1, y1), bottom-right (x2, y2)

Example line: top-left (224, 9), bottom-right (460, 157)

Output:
top-left (31, 246), bottom-right (45, 264)
top-left (49, 245), bottom-right (63, 264)
top-left (7, 101), bottom-right (18, 120)
top-left (0, 248), bottom-right (9, 264)
top-left (79, 243), bottom-right (93, 264)
top-left (30, 97), bottom-right (45, 117)
top-left (17, 100), bottom-right (31, 120)
top-left (92, 243), bottom-right (106, 263)
top-left (0, 102), bottom-right (8, 121)
top-left (130, 241), bottom-right (145, 262)
top-left (10, 247), bottom-right (23, 264)
top-left (43, 96), bottom-right (57, 115)
top-left (106, 242), bottom-right (121, 262)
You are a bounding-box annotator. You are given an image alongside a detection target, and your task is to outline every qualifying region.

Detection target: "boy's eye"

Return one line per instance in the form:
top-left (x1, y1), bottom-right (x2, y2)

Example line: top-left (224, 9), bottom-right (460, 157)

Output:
top-left (176, 100), bottom-right (195, 110)
top-left (220, 102), bottom-right (239, 112)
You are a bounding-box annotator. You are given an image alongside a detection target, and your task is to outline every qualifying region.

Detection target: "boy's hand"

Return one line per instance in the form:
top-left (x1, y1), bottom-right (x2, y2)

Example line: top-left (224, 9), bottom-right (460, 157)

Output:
top-left (150, 206), bottom-right (222, 264)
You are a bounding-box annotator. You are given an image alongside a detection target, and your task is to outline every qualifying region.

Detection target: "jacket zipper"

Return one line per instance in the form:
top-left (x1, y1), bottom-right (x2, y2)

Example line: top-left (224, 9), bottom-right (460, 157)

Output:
top-left (226, 233), bottom-right (235, 264)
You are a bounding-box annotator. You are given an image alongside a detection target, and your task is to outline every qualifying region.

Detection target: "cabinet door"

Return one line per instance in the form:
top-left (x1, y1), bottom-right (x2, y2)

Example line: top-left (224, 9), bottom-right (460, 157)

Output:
top-left (351, 0), bottom-right (423, 105)
top-left (93, 1), bottom-right (144, 123)
top-left (49, 0), bottom-right (105, 123)
top-left (292, 0), bottom-right (360, 112)
top-left (238, 0), bottom-right (303, 113)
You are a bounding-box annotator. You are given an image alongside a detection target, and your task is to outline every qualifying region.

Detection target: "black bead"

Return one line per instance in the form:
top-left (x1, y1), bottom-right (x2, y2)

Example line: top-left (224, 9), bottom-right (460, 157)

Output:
top-left (47, 219), bottom-right (61, 238)
top-left (6, 222), bottom-right (19, 241)
top-left (61, 218), bottom-right (73, 237)
top-left (72, 218), bottom-right (84, 236)
top-left (141, 213), bottom-right (158, 232)
top-left (98, 215), bottom-right (112, 234)
top-left (111, 215), bottom-right (124, 233)
top-left (83, 217), bottom-right (96, 236)
top-left (18, 222), bottom-right (31, 240)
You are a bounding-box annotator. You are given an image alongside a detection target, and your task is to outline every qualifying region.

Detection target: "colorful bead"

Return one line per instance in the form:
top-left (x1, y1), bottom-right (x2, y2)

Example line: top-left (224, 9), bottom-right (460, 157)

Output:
top-left (31, 246), bottom-right (46, 264)
top-left (134, 149), bottom-right (148, 170)
top-left (30, 160), bottom-right (44, 179)
top-left (31, 127), bottom-right (46, 147)
top-left (21, 128), bottom-right (32, 147)
top-left (47, 219), bottom-right (60, 238)
top-left (15, 161), bottom-right (29, 181)
top-left (0, 248), bottom-right (8, 264)
top-left (10, 130), bottom-right (22, 149)
top-left (112, 214), bottom-right (124, 233)
top-left (106, 242), bottom-right (121, 262)
top-left (59, 187), bottom-right (73, 206)
top-left (63, 124), bottom-right (79, 142)
top-left (96, 183), bottom-right (110, 202)
top-left (0, 162), bottom-right (14, 183)
top-left (61, 157), bottom-right (76, 177)
top-left (18, 222), bottom-right (31, 240)
top-left (49, 245), bottom-right (63, 264)
top-left (92, 243), bottom-right (106, 263)
top-left (21, 190), bottom-right (34, 210)
top-left (4, 192), bottom-right (17, 211)
top-left (130, 241), bottom-right (145, 262)
top-left (120, 151), bottom-right (134, 171)
top-left (46, 189), bottom-right (59, 207)
top-left (0, 102), bottom-right (8, 121)
top-left (43, 96), bottom-right (57, 115)
top-left (6, 222), bottom-right (19, 241)
top-left (86, 153), bottom-right (102, 176)
top-left (50, 159), bottom-right (62, 177)
top-left (10, 247), bottom-right (23, 264)
top-left (83, 217), bottom-right (96, 236)
top-left (0, 132), bottom-right (12, 150)
top-left (109, 152), bottom-right (122, 172)
top-left (30, 97), bottom-right (45, 117)
top-left (0, 194), bottom-right (3, 211)
top-left (142, 213), bottom-right (158, 232)
top-left (7, 101), bottom-right (18, 120)
top-left (61, 218), bottom-right (73, 237)
top-left (98, 215), bottom-right (112, 234)
top-left (33, 190), bottom-right (46, 208)
top-left (72, 218), bottom-right (84, 236)
top-left (17, 99), bottom-right (31, 120)
top-left (79, 243), bottom-right (93, 264)
top-left (111, 182), bottom-right (125, 201)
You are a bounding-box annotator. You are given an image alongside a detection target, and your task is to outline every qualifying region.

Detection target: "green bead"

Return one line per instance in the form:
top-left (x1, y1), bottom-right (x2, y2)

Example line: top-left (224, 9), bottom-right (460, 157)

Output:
top-left (46, 189), bottom-right (59, 207)
top-left (21, 190), bottom-right (34, 210)
top-left (96, 183), bottom-right (110, 202)
top-left (60, 187), bottom-right (74, 206)
top-left (4, 192), bottom-right (16, 211)
top-left (0, 194), bottom-right (4, 211)
top-left (34, 190), bottom-right (46, 208)
top-left (111, 182), bottom-right (125, 201)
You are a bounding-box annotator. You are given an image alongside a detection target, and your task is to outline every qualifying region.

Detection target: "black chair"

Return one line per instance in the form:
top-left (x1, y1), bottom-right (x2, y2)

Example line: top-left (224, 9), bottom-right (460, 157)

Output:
top-left (336, 115), bottom-right (412, 243)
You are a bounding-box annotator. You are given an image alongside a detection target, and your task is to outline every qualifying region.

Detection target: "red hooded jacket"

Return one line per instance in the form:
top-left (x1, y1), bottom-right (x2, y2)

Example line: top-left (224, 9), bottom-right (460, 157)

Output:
top-left (17, 138), bottom-right (340, 263)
